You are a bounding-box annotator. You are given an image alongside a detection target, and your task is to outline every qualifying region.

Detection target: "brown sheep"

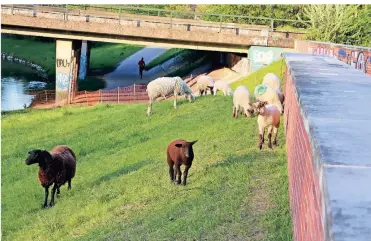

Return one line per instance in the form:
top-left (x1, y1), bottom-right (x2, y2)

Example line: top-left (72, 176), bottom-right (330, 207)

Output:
top-left (167, 139), bottom-right (198, 185)
top-left (25, 145), bottom-right (77, 208)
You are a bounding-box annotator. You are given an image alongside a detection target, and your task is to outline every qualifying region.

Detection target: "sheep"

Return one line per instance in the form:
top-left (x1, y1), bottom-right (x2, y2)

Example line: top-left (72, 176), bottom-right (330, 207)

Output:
top-left (262, 73), bottom-right (281, 91)
top-left (249, 101), bottom-right (281, 150)
top-left (232, 85), bottom-right (254, 118)
top-left (25, 145), bottom-right (77, 208)
top-left (196, 75), bottom-right (215, 96)
top-left (213, 80), bottom-right (233, 96)
top-left (167, 139), bottom-right (198, 185)
top-left (146, 76), bottom-right (194, 116)
top-left (254, 84), bottom-right (283, 114)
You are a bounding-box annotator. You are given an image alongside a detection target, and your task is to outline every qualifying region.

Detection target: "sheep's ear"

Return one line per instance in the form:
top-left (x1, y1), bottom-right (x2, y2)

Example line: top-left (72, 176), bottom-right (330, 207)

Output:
top-left (175, 143), bottom-right (183, 148)
top-left (190, 140), bottom-right (198, 145)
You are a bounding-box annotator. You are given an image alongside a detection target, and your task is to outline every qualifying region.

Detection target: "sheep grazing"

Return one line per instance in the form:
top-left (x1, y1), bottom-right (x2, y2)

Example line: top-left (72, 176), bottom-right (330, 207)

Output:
top-left (262, 73), bottom-right (281, 91)
top-left (196, 75), bottom-right (215, 96)
top-left (250, 101), bottom-right (281, 150)
top-left (254, 84), bottom-right (283, 114)
top-left (25, 145), bottom-right (77, 208)
top-left (232, 85), bottom-right (254, 118)
top-left (213, 80), bottom-right (233, 96)
top-left (167, 139), bottom-right (198, 185)
top-left (146, 76), bottom-right (194, 116)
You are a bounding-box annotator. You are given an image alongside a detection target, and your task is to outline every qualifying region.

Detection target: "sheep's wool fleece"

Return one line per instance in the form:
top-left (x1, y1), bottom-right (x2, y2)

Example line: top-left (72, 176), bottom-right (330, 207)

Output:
top-left (214, 81), bottom-right (230, 90)
top-left (197, 76), bottom-right (215, 87)
top-left (147, 77), bottom-right (192, 99)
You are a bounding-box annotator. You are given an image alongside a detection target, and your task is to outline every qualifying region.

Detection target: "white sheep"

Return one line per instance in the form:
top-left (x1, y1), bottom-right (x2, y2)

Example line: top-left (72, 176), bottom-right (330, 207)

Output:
top-left (254, 84), bottom-right (283, 114)
top-left (262, 73), bottom-right (281, 91)
top-left (213, 81), bottom-right (233, 96)
top-left (249, 101), bottom-right (281, 150)
top-left (196, 75), bottom-right (215, 96)
top-left (146, 76), bottom-right (194, 116)
top-left (232, 85), bottom-right (254, 118)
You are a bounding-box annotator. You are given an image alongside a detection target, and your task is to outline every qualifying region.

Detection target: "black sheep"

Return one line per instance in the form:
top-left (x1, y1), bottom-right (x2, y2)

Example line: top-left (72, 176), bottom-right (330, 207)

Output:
top-left (25, 145), bottom-right (76, 208)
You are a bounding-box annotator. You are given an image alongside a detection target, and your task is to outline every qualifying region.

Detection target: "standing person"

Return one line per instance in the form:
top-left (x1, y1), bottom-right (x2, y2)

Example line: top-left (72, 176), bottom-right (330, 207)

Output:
top-left (138, 57), bottom-right (146, 79)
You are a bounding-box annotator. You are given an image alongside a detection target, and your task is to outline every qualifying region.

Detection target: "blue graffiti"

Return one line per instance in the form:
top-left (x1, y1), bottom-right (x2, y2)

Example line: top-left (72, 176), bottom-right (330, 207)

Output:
top-left (338, 49), bottom-right (347, 58)
top-left (56, 73), bottom-right (71, 91)
top-left (78, 54), bottom-right (87, 80)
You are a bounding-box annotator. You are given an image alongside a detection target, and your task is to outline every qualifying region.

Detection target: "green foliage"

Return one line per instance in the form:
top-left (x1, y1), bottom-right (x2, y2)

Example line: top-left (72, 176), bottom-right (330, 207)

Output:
top-left (1, 61), bottom-right (291, 241)
top-left (304, 4), bottom-right (370, 46)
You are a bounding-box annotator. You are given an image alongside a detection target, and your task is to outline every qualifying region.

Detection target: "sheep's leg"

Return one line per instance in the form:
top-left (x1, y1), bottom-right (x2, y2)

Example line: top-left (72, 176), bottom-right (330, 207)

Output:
top-left (169, 164), bottom-right (175, 183)
top-left (57, 187), bottom-right (60, 196)
top-left (258, 124), bottom-right (264, 150)
top-left (147, 100), bottom-right (152, 116)
top-left (173, 92), bottom-right (178, 109)
top-left (49, 184), bottom-right (58, 207)
top-left (43, 187), bottom-right (49, 208)
top-left (176, 164), bottom-right (182, 185)
top-left (232, 106), bottom-right (236, 118)
top-left (273, 126), bottom-right (279, 146)
top-left (262, 129), bottom-right (265, 144)
top-left (68, 179), bottom-right (72, 190)
top-left (267, 126), bottom-right (273, 149)
top-left (182, 165), bottom-right (191, 186)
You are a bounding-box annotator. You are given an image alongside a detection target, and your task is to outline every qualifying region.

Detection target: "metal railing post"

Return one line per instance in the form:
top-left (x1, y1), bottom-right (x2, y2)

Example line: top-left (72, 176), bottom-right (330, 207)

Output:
top-left (45, 90), bottom-right (48, 102)
top-left (170, 11), bottom-right (173, 29)
top-left (219, 15), bottom-right (222, 33)
top-left (117, 87), bottom-right (120, 103)
top-left (100, 89), bottom-right (102, 103)
top-left (118, 7), bottom-right (121, 24)
top-left (11, 4), bottom-right (14, 15)
top-left (65, 4), bottom-right (68, 21)
top-left (33, 4), bottom-right (37, 17)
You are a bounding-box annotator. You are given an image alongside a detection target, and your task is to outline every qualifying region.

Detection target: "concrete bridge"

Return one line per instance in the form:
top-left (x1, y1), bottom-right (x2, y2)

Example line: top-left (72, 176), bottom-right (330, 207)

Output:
top-left (1, 4), bottom-right (305, 106)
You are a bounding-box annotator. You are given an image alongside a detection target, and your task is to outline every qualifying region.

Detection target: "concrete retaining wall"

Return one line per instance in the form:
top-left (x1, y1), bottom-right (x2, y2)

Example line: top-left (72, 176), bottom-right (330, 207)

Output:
top-left (283, 52), bottom-right (371, 241)
top-left (295, 40), bottom-right (371, 76)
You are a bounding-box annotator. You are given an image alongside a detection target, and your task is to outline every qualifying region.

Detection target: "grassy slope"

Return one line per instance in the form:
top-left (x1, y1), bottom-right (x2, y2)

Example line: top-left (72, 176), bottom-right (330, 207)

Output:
top-left (1, 37), bottom-right (143, 82)
top-left (1, 61), bottom-right (291, 241)
top-left (145, 48), bottom-right (185, 70)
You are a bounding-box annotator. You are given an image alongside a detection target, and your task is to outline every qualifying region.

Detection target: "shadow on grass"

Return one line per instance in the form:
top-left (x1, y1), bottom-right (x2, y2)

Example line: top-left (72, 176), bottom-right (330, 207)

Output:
top-left (91, 159), bottom-right (152, 186)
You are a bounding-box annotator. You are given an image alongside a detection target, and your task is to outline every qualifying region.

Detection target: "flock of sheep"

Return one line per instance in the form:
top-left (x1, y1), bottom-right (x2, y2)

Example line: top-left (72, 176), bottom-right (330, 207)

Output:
top-left (25, 72), bottom-right (285, 207)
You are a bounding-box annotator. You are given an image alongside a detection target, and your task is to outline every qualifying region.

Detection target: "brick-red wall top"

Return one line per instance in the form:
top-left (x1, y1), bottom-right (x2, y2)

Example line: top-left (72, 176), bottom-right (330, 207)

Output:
top-left (283, 52), bottom-right (371, 241)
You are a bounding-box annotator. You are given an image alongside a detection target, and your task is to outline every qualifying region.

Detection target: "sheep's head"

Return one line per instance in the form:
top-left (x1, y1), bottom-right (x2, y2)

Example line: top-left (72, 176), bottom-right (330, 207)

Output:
top-left (175, 140), bottom-right (198, 158)
top-left (249, 101), bottom-right (268, 115)
top-left (25, 149), bottom-right (52, 166)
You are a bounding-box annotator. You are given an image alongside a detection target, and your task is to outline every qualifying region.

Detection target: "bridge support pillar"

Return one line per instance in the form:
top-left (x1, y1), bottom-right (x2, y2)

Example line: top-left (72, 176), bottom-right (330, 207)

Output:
top-left (55, 39), bottom-right (81, 106)
top-left (78, 40), bottom-right (91, 80)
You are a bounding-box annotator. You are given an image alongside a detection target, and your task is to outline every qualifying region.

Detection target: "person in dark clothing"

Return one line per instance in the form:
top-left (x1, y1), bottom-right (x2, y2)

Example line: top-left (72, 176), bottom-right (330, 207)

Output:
top-left (138, 57), bottom-right (146, 79)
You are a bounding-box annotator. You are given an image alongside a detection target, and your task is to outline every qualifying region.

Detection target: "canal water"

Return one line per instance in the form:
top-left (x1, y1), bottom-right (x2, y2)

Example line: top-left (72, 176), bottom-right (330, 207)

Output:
top-left (1, 61), bottom-right (49, 111)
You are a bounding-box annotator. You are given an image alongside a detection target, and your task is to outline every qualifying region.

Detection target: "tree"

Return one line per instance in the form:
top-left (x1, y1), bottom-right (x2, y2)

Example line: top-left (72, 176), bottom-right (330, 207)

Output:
top-left (304, 4), bottom-right (370, 46)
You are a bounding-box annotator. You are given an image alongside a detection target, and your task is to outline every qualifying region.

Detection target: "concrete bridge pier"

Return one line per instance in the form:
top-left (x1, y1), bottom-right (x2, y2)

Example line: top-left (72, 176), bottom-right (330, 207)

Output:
top-left (78, 40), bottom-right (91, 80)
top-left (55, 39), bottom-right (81, 106)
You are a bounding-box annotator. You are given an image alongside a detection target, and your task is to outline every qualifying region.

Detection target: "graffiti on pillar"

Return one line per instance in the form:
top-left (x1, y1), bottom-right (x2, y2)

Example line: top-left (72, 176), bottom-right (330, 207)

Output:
top-left (78, 54), bottom-right (87, 80)
top-left (305, 43), bottom-right (371, 75)
top-left (56, 73), bottom-right (71, 91)
top-left (249, 46), bottom-right (287, 73)
top-left (56, 58), bottom-right (72, 68)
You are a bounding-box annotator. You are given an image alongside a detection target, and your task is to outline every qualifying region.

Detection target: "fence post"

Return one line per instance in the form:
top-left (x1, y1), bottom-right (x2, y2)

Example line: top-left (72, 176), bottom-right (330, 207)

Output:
top-left (65, 4), bottom-right (68, 21)
top-left (11, 4), bottom-right (14, 15)
top-left (219, 15), bottom-right (222, 33)
top-left (45, 90), bottom-right (48, 103)
top-left (100, 89), bottom-right (102, 103)
top-left (85, 90), bottom-right (88, 105)
top-left (134, 83), bottom-right (136, 101)
top-left (117, 87), bottom-right (120, 103)
top-left (270, 19), bottom-right (274, 31)
top-left (118, 7), bottom-right (121, 24)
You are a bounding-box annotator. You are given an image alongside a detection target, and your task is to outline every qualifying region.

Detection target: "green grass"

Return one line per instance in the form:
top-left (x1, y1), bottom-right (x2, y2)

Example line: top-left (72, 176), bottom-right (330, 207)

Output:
top-left (1, 61), bottom-right (292, 241)
top-left (89, 43), bottom-right (143, 73)
top-left (145, 48), bottom-right (186, 70)
top-left (231, 59), bottom-right (286, 93)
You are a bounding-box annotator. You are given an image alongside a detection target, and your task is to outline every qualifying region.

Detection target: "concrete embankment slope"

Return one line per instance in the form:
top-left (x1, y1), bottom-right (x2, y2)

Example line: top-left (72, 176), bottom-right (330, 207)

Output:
top-left (283, 52), bottom-right (371, 241)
